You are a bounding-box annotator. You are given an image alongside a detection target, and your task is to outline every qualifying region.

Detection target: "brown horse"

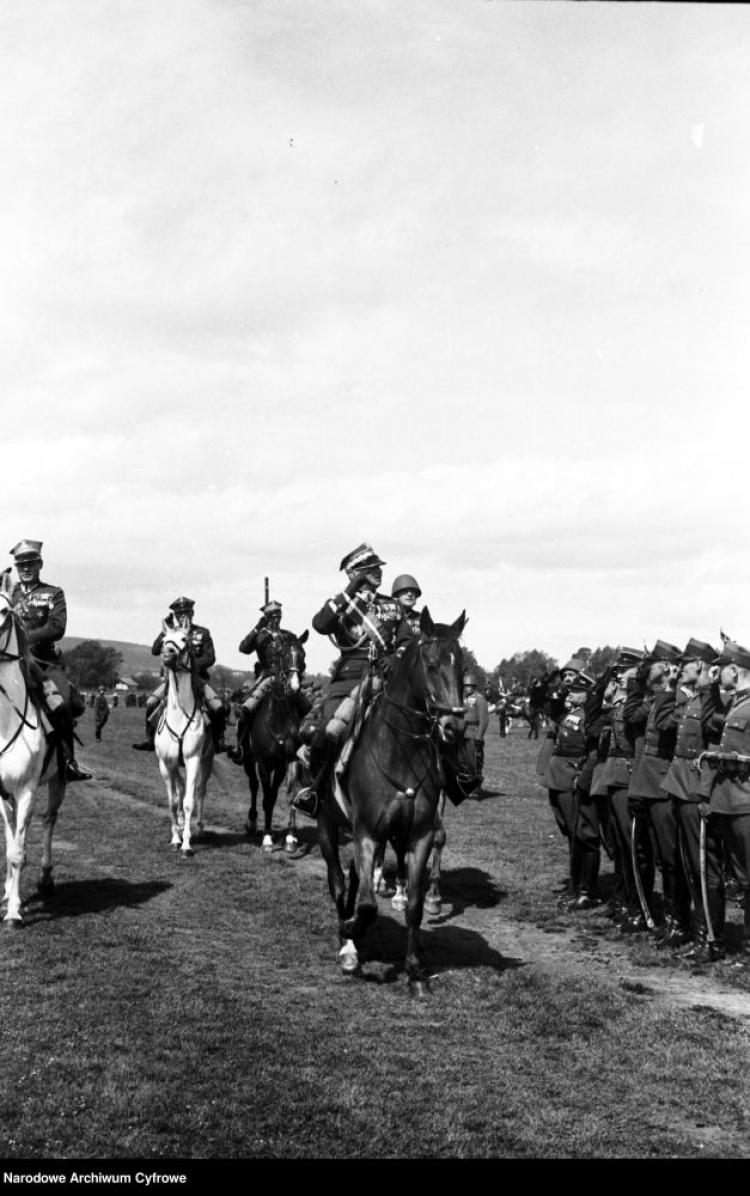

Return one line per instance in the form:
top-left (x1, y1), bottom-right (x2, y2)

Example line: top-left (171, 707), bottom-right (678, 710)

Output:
top-left (316, 608), bottom-right (466, 995)
top-left (242, 631), bottom-right (309, 850)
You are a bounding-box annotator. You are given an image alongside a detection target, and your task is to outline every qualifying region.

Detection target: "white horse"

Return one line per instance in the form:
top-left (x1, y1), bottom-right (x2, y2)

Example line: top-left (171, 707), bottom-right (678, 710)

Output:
top-left (0, 575), bottom-right (66, 924)
top-left (154, 624), bottom-right (214, 855)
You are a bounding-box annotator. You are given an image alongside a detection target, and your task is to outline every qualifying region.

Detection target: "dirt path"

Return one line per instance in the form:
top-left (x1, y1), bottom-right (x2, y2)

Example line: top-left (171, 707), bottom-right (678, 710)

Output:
top-left (286, 843), bottom-right (750, 1023)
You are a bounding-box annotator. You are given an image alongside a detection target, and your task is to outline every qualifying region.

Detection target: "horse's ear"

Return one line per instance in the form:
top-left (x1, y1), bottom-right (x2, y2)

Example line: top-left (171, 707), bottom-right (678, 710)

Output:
top-left (0, 568), bottom-right (12, 596)
top-left (451, 610), bottom-right (467, 636)
top-left (420, 607), bottom-right (435, 636)
top-left (298, 629), bottom-right (309, 644)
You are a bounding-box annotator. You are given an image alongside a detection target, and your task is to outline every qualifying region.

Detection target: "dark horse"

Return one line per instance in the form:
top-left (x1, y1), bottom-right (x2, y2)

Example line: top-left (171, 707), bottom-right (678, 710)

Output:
top-left (317, 608), bottom-right (466, 996)
top-left (242, 630), bottom-right (309, 850)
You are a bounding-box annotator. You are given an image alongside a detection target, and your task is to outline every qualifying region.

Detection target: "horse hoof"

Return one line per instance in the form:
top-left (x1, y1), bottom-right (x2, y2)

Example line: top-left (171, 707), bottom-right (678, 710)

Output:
top-left (262, 834), bottom-right (274, 852)
top-left (285, 836), bottom-right (298, 853)
top-left (339, 944), bottom-right (360, 975)
top-left (4, 915), bottom-right (22, 929)
top-left (182, 847), bottom-right (194, 858)
top-left (37, 875), bottom-right (55, 894)
top-left (391, 894), bottom-right (407, 911)
top-left (424, 897), bottom-right (441, 916)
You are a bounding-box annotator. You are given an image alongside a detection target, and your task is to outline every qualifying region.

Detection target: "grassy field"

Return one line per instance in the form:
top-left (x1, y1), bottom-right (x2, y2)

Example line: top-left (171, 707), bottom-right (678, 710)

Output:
top-left (1, 707), bottom-right (749, 1163)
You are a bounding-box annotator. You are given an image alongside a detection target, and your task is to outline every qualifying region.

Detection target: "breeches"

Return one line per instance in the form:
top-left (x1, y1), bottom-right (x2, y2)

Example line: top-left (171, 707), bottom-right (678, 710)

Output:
top-left (548, 789), bottom-right (576, 841)
top-left (574, 790), bottom-right (601, 855)
top-left (673, 801), bottom-right (724, 894)
top-left (717, 812), bottom-right (750, 893)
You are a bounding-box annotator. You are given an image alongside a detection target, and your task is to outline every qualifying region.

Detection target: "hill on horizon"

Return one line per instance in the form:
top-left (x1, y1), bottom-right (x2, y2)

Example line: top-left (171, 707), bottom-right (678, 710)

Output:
top-left (60, 637), bottom-right (256, 684)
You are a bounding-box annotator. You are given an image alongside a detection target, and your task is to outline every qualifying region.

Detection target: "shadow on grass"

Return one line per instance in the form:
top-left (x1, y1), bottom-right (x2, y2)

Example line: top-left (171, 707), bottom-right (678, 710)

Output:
top-left (192, 828), bottom-right (252, 850)
top-left (23, 878), bottom-right (172, 921)
top-left (428, 866), bottom-right (508, 919)
top-left (358, 910), bottom-right (523, 983)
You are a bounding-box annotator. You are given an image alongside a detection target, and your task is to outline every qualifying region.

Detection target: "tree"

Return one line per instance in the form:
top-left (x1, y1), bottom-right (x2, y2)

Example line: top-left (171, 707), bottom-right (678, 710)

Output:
top-left (490, 649), bottom-right (559, 695)
top-left (588, 645), bottom-right (620, 677)
top-left (132, 671), bottom-right (161, 691)
top-left (63, 640), bottom-right (123, 689)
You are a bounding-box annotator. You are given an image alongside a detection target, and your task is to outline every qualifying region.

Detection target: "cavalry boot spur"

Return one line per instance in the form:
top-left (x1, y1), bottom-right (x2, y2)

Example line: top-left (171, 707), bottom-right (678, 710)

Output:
top-left (291, 785), bottom-right (320, 818)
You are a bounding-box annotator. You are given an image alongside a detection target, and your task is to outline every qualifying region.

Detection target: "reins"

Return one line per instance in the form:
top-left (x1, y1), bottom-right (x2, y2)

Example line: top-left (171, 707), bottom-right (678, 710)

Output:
top-left (0, 603), bottom-right (43, 760)
top-left (159, 637), bottom-right (203, 762)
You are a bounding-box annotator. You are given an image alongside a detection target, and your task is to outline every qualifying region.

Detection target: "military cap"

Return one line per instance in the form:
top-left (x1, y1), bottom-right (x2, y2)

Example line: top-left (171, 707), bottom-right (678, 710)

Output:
top-left (715, 639), bottom-right (750, 670)
top-left (679, 638), bottom-right (718, 665)
top-left (616, 647), bottom-right (645, 668)
top-left (568, 670), bottom-right (595, 691)
top-left (391, 574), bottom-right (422, 598)
top-left (260, 600), bottom-right (282, 615)
top-left (650, 640), bottom-right (682, 663)
top-left (340, 543), bottom-right (386, 573)
top-left (10, 539), bottom-right (43, 561)
top-left (562, 657), bottom-right (588, 674)
top-left (169, 596), bottom-right (195, 613)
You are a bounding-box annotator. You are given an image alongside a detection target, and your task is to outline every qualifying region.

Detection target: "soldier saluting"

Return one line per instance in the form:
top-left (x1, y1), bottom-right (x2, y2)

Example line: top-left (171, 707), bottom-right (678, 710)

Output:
top-left (132, 596), bottom-right (227, 753)
top-left (292, 543), bottom-right (403, 817)
top-left (228, 599), bottom-right (311, 765)
top-left (9, 539), bottom-right (92, 783)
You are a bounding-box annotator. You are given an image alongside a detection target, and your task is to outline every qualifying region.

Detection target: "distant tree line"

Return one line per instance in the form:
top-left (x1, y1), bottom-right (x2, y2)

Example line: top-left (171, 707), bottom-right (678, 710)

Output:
top-left (62, 640), bottom-right (123, 689)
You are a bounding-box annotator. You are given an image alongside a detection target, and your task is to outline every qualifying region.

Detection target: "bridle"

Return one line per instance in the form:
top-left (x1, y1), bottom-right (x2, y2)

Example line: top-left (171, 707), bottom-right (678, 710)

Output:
top-left (381, 636), bottom-right (465, 733)
top-left (160, 631), bottom-right (201, 747)
top-left (0, 598), bottom-right (43, 758)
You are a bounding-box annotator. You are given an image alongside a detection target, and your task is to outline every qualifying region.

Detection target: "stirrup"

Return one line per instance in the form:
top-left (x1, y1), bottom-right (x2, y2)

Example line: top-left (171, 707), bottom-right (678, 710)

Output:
top-left (291, 786), bottom-right (320, 818)
top-left (132, 740), bottom-right (155, 752)
top-left (227, 746), bottom-right (244, 765)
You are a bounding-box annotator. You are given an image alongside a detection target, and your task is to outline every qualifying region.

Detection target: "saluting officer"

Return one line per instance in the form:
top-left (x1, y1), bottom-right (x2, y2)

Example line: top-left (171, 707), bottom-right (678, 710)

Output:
top-left (701, 638), bottom-right (750, 962)
top-left (292, 543), bottom-right (403, 817)
top-left (543, 668), bottom-right (595, 902)
top-left (661, 638), bottom-right (725, 959)
top-left (9, 539), bottom-right (91, 782)
top-left (228, 600), bottom-right (311, 764)
top-left (132, 596), bottom-right (227, 753)
top-left (627, 640), bottom-right (691, 946)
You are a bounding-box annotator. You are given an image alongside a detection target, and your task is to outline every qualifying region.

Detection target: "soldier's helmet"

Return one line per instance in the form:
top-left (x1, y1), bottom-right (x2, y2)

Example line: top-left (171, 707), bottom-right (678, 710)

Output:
top-left (391, 574), bottom-right (422, 598)
top-left (463, 672), bottom-right (479, 687)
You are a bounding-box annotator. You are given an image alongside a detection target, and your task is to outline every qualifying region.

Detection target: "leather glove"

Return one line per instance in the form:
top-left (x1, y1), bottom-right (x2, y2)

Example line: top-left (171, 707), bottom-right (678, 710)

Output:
top-left (697, 802), bottom-right (711, 821)
top-left (345, 572), bottom-right (369, 596)
top-left (628, 796), bottom-right (646, 818)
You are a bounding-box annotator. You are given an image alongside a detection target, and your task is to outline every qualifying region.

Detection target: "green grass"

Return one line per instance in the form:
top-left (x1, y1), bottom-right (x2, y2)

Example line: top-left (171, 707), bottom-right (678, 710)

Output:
top-left (0, 710), bottom-right (748, 1159)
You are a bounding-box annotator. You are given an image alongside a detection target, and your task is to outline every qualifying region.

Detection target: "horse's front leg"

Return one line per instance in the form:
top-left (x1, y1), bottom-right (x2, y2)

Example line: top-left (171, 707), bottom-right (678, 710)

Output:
top-left (181, 759), bottom-right (201, 856)
top-left (38, 777), bottom-right (66, 894)
top-left (284, 761), bottom-right (299, 852)
top-left (244, 754), bottom-right (259, 836)
top-left (258, 762), bottom-right (276, 851)
top-left (404, 830), bottom-right (436, 996)
top-left (2, 787), bottom-right (35, 925)
top-left (341, 834), bottom-right (378, 946)
top-left (0, 796), bottom-right (17, 908)
top-left (317, 814), bottom-right (359, 974)
top-left (424, 794), bottom-right (447, 916)
top-left (158, 760), bottom-right (184, 849)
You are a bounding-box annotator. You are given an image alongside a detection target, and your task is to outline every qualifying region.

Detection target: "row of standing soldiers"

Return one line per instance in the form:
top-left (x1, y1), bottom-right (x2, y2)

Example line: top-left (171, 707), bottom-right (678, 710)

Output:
top-left (537, 637), bottom-right (750, 963)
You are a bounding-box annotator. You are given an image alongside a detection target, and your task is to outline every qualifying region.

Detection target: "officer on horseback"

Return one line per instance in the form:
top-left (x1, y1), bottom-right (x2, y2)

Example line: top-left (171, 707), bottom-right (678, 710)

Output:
top-left (228, 599), bottom-right (311, 765)
top-left (132, 596), bottom-right (227, 753)
top-left (292, 543), bottom-right (403, 817)
top-left (9, 539), bottom-right (92, 783)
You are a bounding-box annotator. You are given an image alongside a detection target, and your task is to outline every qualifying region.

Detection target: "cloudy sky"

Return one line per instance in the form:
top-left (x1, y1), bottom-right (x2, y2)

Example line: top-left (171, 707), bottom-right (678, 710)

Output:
top-left (4, 0), bottom-right (750, 676)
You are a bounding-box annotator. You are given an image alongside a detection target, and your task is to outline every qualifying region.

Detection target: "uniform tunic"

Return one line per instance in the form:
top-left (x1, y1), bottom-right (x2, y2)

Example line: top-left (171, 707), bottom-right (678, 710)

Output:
top-left (11, 580), bottom-right (67, 664)
top-left (312, 588), bottom-right (403, 703)
top-left (151, 624), bottom-right (216, 680)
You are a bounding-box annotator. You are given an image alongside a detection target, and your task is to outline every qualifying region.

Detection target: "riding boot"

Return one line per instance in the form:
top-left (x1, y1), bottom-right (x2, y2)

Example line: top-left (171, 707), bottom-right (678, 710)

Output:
top-left (46, 705), bottom-right (92, 783)
top-left (707, 889), bottom-right (726, 961)
top-left (292, 740), bottom-right (334, 818)
top-left (572, 851), bottom-right (601, 909)
top-left (132, 713), bottom-right (156, 752)
top-left (210, 707), bottom-right (227, 753)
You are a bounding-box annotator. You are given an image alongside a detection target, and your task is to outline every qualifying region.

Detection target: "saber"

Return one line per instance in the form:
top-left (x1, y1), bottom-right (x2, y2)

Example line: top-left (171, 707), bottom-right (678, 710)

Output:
top-left (699, 815), bottom-right (715, 946)
top-left (264, 577), bottom-right (269, 605)
top-left (677, 823), bottom-right (701, 926)
top-left (631, 814), bottom-right (656, 930)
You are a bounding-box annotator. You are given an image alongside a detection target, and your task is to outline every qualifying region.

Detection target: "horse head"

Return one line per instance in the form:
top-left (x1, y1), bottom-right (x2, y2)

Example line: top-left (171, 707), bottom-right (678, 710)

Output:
top-left (397, 607), bottom-right (466, 744)
top-left (277, 629), bottom-right (309, 694)
top-left (160, 626), bottom-right (193, 673)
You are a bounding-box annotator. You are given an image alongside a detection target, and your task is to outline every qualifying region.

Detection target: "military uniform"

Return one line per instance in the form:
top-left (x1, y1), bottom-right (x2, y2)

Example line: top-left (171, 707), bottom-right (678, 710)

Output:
top-left (93, 689), bottom-right (110, 740)
top-left (703, 640), bottom-right (750, 959)
top-left (228, 601), bottom-right (311, 763)
top-left (661, 639), bottom-right (725, 958)
top-left (628, 640), bottom-right (691, 944)
top-left (132, 597), bottom-right (226, 752)
top-left (293, 544), bottom-right (404, 815)
top-left (461, 675), bottom-right (489, 790)
top-left (8, 538), bottom-right (91, 782)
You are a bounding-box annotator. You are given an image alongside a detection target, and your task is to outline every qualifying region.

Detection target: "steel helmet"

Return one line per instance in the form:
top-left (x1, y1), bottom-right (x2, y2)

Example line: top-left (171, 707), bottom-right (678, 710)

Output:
top-left (391, 574), bottom-right (422, 598)
top-left (463, 673), bottom-right (479, 687)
